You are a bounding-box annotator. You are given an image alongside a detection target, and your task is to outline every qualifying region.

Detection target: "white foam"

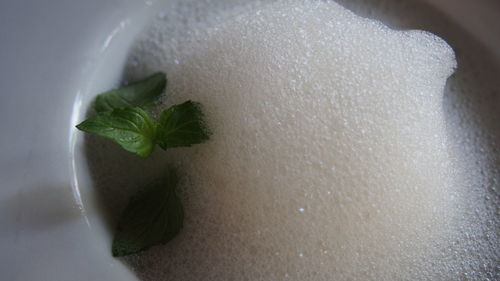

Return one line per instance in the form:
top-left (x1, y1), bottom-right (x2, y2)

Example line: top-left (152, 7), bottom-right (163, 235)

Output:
top-left (115, 0), bottom-right (498, 280)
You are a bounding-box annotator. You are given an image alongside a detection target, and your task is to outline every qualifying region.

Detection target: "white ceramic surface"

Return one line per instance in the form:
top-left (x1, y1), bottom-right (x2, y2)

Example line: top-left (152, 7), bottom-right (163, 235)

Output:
top-left (0, 0), bottom-right (498, 280)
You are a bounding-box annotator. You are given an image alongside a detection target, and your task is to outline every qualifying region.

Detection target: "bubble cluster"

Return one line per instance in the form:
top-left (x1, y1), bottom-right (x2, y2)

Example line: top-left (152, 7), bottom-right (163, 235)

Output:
top-left (116, 0), bottom-right (499, 280)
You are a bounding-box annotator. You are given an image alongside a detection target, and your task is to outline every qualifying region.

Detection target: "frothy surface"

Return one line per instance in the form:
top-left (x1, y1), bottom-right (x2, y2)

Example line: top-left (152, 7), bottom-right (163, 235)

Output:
top-left (86, 0), bottom-right (499, 280)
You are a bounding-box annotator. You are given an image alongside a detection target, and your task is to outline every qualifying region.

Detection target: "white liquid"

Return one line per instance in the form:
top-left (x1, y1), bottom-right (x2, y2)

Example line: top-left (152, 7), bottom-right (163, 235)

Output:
top-left (86, 0), bottom-right (499, 280)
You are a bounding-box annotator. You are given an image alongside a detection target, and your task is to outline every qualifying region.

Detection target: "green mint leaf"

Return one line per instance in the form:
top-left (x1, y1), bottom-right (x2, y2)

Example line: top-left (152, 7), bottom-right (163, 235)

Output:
top-left (156, 100), bottom-right (211, 149)
top-left (112, 168), bottom-right (184, 257)
top-left (93, 72), bottom-right (167, 113)
top-left (76, 107), bottom-right (157, 157)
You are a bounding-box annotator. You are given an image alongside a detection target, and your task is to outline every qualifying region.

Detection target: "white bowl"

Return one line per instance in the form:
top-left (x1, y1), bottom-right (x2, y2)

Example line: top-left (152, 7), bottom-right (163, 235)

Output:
top-left (0, 0), bottom-right (498, 280)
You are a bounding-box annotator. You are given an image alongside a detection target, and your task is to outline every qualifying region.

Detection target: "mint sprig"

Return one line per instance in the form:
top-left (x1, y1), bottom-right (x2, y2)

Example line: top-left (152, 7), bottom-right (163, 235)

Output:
top-left (157, 101), bottom-right (211, 149)
top-left (94, 72), bottom-right (166, 113)
top-left (76, 72), bottom-right (211, 256)
top-left (112, 168), bottom-right (184, 257)
top-left (76, 72), bottom-right (211, 157)
top-left (76, 107), bottom-right (157, 157)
